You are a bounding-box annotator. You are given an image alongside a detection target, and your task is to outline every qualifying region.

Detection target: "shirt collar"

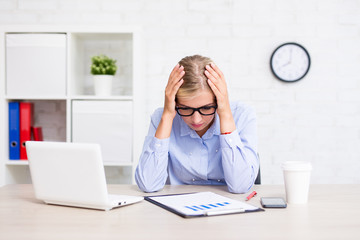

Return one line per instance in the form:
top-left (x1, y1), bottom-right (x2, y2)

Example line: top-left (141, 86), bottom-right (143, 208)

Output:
top-left (179, 113), bottom-right (221, 138)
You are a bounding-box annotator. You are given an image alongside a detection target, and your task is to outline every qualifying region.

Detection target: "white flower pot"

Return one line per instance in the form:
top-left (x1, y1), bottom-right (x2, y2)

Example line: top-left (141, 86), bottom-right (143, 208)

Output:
top-left (93, 75), bottom-right (113, 96)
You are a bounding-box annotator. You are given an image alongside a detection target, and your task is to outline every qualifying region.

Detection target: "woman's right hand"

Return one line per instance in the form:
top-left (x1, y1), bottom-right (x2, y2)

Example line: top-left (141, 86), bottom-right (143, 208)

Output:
top-left (163, 64), bottom-right (185, 119)
top-left (155, 64), bottom-right (184, 139)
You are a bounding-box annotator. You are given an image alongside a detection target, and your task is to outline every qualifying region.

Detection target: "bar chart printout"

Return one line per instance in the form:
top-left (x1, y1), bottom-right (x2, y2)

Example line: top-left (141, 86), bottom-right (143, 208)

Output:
top-left (146, 192), bottom-right (261, 217)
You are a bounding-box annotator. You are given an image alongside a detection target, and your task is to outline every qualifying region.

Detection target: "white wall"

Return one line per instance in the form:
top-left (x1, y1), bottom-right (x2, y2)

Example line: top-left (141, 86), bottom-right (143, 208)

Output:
top-left (1, 0), bottom-right (359, 184)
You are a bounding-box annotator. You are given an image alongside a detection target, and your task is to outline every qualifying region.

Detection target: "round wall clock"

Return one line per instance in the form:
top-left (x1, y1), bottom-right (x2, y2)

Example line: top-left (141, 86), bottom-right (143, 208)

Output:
top-left (270, 42), bottom-right (311, 82)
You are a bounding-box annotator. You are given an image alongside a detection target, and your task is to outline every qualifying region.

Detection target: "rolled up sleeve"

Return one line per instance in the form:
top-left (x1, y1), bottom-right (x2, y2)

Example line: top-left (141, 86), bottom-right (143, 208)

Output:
top-left (135, 110), bottom-right (170, 192)
top-left (220, 106), bottom-right (259, 194)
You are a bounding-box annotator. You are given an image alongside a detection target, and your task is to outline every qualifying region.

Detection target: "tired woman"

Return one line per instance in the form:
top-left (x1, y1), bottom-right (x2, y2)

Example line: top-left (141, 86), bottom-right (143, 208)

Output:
top-left (135, 55), bottom-right (259, 193)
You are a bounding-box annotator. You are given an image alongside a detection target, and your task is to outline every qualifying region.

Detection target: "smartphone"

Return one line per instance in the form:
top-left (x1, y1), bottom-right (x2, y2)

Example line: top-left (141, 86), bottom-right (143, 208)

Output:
top-left (260, 197), bottom-right (287, 208)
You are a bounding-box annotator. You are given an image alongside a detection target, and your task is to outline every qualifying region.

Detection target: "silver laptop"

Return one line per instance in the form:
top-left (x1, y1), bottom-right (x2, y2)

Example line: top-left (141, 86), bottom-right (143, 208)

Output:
top-left (26, 141), bottom-right (143, 211)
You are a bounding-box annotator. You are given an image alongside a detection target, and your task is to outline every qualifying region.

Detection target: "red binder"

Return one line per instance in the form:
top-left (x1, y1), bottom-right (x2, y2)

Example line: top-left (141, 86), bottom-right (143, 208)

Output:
top-left (20, 102), bottom-right (33, 160)
top-left (32, 127), bottom-right (43, 141)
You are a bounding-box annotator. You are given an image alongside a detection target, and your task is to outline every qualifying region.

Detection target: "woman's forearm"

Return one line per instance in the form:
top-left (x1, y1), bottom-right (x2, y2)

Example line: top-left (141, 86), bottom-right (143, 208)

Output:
top-left (155, 113), bottom-right (174, 139)
top-left (218, 108), bottom-right (236, 134)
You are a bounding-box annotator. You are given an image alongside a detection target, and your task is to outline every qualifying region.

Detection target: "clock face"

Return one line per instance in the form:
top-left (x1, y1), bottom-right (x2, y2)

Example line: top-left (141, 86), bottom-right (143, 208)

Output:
top-left (270, 43), bottom-right (311, 82)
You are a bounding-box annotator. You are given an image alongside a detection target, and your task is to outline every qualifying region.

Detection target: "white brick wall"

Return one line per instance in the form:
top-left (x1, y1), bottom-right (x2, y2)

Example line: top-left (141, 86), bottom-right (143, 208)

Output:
top-left (1, 0), bottom-right (359, 184)
top-left (18, 0), bottom-right (58, 10)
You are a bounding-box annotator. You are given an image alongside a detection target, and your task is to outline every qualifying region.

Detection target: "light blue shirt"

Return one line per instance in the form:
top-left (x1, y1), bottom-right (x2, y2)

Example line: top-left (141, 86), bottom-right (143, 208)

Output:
top-left (135, 101), bottom-right (259, 193)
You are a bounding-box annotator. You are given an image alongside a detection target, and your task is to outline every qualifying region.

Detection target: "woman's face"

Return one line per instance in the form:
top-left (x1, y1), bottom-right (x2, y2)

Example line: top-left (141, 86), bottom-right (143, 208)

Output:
top-left (176, 90), bottom-right (216, 137)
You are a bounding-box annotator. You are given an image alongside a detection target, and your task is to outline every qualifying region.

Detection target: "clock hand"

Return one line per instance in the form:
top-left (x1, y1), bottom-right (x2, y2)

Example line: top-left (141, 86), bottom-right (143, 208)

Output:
top-left (288, 48), bottom-right (293, 63)
top-left (281, 61), bottom-right (290, 68)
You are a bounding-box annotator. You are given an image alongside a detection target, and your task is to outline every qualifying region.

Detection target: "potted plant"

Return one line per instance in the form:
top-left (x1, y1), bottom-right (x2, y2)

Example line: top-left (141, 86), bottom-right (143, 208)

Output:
top-left (91, 54), bottom-right (117, 96)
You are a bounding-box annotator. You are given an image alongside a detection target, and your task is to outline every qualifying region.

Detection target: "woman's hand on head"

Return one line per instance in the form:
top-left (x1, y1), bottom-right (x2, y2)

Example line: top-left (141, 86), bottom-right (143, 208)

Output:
top-left (163, 64), bottom-right (184, 119)
top-left (205, 63), bottom-right (231, 117)
top-left (154, 64), bottom-right (184, 139)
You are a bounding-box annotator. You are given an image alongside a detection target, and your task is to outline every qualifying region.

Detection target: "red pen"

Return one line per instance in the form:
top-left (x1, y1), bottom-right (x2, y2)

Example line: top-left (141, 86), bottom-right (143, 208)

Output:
top-left (245, 191), bottom-right (257, 201)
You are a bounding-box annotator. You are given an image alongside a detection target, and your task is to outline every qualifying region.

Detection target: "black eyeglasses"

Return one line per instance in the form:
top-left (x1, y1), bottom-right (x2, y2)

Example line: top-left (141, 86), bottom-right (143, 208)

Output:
top-left (175, 105), bottom-right (217, 116)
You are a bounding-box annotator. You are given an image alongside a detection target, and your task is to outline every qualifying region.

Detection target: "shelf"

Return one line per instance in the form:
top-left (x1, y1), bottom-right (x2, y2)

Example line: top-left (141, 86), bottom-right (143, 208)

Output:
top-left (6, 100), bottom-right (67, 143)
top-left (6, 160), bottom-right (133, 167)
top-left (6, 96), bottom-right (67, 100)
top-left (6, 96), bottom-right (133, 101)
top-left (1, 26), bottom-right (141, 186)
top-left (69, 32), bottom-right (133, 96)
top-left (70, 95), bottom-right (133, 100)
top-left (6, 161), bottom-right (29, 166)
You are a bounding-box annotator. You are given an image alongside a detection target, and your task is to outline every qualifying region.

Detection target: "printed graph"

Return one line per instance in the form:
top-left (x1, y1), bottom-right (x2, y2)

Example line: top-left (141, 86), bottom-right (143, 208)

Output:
top-left (184, 202), bottom-right (230, 211)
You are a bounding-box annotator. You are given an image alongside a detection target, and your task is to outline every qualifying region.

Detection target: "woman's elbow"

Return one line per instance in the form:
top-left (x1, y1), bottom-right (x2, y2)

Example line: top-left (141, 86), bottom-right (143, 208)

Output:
top-left (135, 173), bottom-right (164, 193)
top-left (227, 180), bottom-right (254, 194)
top-left (139, 185), bottom-right (161, 193)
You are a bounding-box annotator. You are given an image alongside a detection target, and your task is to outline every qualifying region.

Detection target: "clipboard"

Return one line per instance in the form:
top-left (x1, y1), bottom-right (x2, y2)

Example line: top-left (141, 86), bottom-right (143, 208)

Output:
top-left (145, 192), bottom-right (264, 218)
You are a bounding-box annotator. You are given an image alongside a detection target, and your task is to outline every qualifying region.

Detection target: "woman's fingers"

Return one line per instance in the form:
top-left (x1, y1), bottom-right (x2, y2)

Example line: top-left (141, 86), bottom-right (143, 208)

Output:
top-left (205, 63), bottom-right (226, 84)
top-left (169, 71), bottom-right (184, 93)
top-left (207, 78), bottom-right (220, 96)
top-left (210, 62), bottom-right (224, 79)
top-left (164, 64), bottom-right (184, 117)
top-left (205, 64), bottom-right (227, 94)
top-left (205, 64), bottom-right (219, 80)
top-left (171, 64), bottom-right (184, 80)
top-left (205, 67), bottom-right (219, 84)
top-left (168, 64), bottom-right (180, 79)
top-left (168, 77), bottom-right (184, 97)
top-left (167, 66), bottom-right (185, 89)
top-left (175, 67), bottom-right (185, 82)
top-left (173, 79), bottom-right (184, 94)
top-left (205, 63), bottom-right (230, 111)
top-left (168, 65), bottom-right (184, 88)
top-left (165, 64), bottom-right (184, 103)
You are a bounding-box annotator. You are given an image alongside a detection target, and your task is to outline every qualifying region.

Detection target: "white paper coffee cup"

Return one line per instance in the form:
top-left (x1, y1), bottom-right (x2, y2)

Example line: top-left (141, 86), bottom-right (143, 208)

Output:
top-left (282, 161), bottom-right (312, 204)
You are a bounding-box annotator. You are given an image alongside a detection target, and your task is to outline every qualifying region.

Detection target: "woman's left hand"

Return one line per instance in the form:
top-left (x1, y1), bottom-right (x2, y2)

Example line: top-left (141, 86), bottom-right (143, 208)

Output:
top-left (205, 63), bottom-right (231, 117)
top-left (205, 63), bottom-right (236, 134)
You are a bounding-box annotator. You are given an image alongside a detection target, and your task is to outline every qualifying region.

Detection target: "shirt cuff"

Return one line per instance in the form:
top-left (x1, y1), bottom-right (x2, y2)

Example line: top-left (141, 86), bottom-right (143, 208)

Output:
top-left (219, 129), bottom-right (244, 149)
top-left (149, 136), bottom-right (170, 152)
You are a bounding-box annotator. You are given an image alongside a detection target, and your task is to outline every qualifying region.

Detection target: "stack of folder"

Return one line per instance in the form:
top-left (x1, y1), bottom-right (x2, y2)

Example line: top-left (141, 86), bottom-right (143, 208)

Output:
top-left (8, 102), bottom-right (43, 160)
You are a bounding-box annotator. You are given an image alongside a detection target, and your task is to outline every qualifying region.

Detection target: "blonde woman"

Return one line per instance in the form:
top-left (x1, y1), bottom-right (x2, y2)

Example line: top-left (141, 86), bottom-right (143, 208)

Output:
top-left (135, 55), bottom-right (259, 193)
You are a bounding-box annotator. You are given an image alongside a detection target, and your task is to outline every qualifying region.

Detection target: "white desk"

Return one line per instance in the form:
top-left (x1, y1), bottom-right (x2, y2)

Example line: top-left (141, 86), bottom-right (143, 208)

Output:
top-left (0, 184), bottom-right (359, 240)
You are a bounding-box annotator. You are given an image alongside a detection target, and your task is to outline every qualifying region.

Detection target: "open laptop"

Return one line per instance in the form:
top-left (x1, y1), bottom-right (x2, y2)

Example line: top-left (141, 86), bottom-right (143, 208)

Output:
top-left (26, 141), bottom-right (143, 211)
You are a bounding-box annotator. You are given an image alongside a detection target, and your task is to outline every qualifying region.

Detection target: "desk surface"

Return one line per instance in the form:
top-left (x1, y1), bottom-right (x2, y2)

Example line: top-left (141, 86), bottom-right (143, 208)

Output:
top-left (0, 184), bottom-right (359, 240)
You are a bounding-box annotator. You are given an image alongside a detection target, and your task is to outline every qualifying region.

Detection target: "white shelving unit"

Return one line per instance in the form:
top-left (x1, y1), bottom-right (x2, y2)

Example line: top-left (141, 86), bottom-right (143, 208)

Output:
top-left (0, 25), bottom-right (145, 186)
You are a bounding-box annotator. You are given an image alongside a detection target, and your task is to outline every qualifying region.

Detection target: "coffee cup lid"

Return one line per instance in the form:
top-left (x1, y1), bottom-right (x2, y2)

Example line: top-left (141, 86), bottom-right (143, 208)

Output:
top-left (281, 161), bottom-right (312, 171)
